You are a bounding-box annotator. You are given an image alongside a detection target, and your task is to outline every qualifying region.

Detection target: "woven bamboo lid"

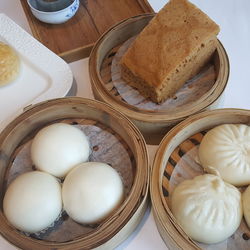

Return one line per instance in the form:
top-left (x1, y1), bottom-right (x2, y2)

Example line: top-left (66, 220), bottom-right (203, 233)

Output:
top-left (0, 97), bottom-right (149, 249)
top-left (89, 14), bottom-right (229, 144)
top-left (150, 109), bottom-right (250, 249)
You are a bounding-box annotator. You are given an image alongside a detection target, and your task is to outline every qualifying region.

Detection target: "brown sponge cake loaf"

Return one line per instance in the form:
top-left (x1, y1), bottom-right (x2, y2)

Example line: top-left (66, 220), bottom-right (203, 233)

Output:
top-left (120, 0), bottom-right (220, 103)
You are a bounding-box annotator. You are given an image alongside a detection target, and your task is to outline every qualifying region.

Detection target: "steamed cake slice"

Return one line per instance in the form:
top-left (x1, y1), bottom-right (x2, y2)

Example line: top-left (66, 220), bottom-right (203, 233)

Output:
top-left (0, 42), bottom-right (20, 86)
top-left (120, 0), bottom-right (220, 103)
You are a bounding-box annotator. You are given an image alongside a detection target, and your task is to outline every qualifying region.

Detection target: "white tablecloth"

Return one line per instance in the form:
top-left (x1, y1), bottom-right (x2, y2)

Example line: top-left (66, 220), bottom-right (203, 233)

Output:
top-left (0, 0), bottom-right (250, 249)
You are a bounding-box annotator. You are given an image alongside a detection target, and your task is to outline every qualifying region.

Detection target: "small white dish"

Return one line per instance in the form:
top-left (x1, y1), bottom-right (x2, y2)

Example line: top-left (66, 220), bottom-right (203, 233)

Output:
top-left (27, 0), bottom-right (80, 24)
top-left (0, 14), bottom-right (73, 132)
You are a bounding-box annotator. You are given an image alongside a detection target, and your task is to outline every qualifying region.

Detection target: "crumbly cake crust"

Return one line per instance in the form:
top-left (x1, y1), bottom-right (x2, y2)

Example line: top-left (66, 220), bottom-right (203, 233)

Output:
top-left (120, 0), bottom-right (220, 103)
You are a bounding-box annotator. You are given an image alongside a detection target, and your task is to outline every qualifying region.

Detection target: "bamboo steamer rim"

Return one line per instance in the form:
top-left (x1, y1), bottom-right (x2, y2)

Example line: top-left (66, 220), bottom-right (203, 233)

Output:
top-left (89, 13), bottom-right (230, 124)
top-left (150, 108), bottom-right (250, 250)
top-left (0, 97), bottom-right (149, 249)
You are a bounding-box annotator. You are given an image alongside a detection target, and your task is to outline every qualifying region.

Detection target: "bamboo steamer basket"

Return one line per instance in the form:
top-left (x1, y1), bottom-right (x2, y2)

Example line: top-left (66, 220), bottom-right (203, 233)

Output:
top-left (150, 108), bottom-right (250, 250)
top-left (0, 97), bottom-right (149, 250)
top-left (89, 14), bottom-right (229, 145)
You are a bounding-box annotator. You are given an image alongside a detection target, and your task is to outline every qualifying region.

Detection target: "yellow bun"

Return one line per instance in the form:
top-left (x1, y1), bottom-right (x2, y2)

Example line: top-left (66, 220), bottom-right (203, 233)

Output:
top-left (0, 42), bottom-right (20, 86)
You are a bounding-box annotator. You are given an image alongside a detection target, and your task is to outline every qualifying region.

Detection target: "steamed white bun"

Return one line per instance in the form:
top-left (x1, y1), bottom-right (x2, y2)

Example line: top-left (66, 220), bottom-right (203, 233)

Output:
top-left (3, 171), bottom-right (62, 233)
top-left (31, 123), bottom-right (90, 178)
top-left (62, 162), bottom-right (124, 224)
top-left (199, 124), bottom-right (250, 186)
top-left (171, 174), bottom-right (242, 244)
top-left (243, 185), bottom-right (250, 228)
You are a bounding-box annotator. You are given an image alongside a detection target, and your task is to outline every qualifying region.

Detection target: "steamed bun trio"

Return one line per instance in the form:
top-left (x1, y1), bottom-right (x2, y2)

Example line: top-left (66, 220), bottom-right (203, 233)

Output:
top-left (171, 124), bottom-right (250, 244)
top-left (3, 123), bottom-right (124, 233)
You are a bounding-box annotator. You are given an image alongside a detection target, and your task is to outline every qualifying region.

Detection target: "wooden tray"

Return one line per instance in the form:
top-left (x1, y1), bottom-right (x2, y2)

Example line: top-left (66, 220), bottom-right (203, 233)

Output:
top-left (20, 0), bottom-right (153, 63)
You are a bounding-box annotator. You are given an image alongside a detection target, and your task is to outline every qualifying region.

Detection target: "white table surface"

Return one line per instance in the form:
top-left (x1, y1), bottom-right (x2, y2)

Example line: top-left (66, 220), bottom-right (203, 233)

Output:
top-left (0, 0), bottom-right (250, 249)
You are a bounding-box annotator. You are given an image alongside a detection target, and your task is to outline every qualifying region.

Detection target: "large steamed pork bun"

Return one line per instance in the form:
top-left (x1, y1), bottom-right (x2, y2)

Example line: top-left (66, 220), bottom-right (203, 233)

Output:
top-left (198, 124), bottom-right (250, 186)
top-left (171, 174), bottom-right (242, 244)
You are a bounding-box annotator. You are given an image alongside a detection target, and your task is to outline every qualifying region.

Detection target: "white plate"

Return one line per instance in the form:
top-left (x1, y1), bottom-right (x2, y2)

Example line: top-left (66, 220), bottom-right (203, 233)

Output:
top-left (0, 14), bottom-right (73, 132)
